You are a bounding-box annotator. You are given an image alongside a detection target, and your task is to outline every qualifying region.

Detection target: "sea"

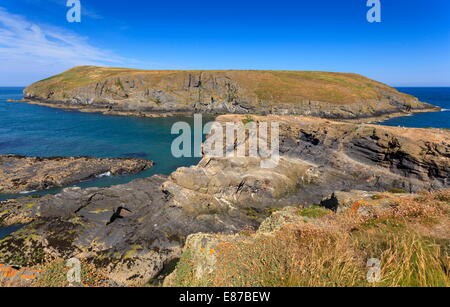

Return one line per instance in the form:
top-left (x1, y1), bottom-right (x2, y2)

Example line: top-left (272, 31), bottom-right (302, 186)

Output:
top-left (0, 86), bottom-right (449, 239)
top-left (380, 87), bottom-right (450, 128)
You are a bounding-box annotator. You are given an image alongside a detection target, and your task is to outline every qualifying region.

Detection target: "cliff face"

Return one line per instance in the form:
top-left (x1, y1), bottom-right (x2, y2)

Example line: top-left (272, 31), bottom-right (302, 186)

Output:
top-left (24, 66), bottom-right (436, 119)
top-left (163, 115), bottom-right (450, 212)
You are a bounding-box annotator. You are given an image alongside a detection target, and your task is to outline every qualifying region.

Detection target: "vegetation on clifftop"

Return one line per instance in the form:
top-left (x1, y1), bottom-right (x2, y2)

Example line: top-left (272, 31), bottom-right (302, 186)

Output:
top-left (171, 190), bottom-right (450, 287)
top-left (26, 65), bottom-right (418, 105)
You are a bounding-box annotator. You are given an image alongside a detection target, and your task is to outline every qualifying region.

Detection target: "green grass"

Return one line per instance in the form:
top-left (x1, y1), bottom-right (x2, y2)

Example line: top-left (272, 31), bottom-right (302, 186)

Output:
top-left (435, 194), bottom-right (450, 202)
top-left (388, 188), bottom-right (407, 194)
top-left (297, 206), bottom-right (331, 218)
top-left (172, 248), bottom-right (205, 287)
top-left (115, 79), bottom-right (124, 90)
top-left (242, 115), bottom-right (254, 125)
top-left (244, 207), bottom-right (279, 221)
top-left (172, 217), bottom-right (448, 287)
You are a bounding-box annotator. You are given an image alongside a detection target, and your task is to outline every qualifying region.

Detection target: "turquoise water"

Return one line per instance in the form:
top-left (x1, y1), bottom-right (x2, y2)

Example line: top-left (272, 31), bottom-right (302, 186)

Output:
top-left (0, 87), bottom-right (210, 201)
top-left (382, 88), bottom-right (450, 128)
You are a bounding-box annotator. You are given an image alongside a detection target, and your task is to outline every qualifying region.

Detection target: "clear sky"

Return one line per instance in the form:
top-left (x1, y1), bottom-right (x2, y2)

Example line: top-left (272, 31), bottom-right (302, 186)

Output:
top-left (0, 0), bottom-right (449, 86)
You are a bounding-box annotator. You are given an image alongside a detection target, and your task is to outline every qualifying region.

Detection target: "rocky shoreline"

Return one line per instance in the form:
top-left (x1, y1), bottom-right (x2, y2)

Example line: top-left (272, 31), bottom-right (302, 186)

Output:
top-left (11, 98), bottom-right (194, 118)
top-left (0, 155), bottom-right (153, 195)
top-left (13, 98), bottom-right (441, 123)
top-left (0, 115), bottom-right (448, 286)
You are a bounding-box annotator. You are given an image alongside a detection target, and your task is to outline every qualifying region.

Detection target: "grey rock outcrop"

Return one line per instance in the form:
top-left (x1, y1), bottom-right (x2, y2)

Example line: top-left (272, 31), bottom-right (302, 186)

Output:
top-left (0, 155), bottom-right (153, 195)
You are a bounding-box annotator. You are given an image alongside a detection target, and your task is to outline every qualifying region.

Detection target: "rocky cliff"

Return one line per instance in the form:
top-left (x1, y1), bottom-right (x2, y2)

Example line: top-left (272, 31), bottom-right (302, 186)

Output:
top-left (163, 115), bottom-right (449, 213)
top-left (0, 116), bottom-right (448, 286)
top-left (0, 155), bottom-right (153, 195)
top-left (23, 66), bottom-right (437, 120)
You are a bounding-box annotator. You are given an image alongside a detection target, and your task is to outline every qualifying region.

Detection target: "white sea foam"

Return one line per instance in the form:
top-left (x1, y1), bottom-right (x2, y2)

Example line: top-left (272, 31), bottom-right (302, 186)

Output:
top-left (20, 190), bottom-right (37, 194)
top-left (96, 171), bottom-right (112, 178)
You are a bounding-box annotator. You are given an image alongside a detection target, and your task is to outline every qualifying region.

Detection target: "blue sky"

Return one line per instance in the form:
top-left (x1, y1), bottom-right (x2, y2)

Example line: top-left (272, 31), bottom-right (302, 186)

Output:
top-left (0, 0), bottom-right (449, 86)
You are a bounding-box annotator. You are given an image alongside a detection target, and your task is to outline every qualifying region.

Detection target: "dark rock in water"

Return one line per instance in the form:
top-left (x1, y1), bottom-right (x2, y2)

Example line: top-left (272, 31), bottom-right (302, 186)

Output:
top-left (0, 155), bottom-right (153, 195)
top-left (120, 152), bottom-right (150, 159)
top-left (6, 99), bottom-right (28, 102)
top-left (0, 140), bottom-right (26, 150)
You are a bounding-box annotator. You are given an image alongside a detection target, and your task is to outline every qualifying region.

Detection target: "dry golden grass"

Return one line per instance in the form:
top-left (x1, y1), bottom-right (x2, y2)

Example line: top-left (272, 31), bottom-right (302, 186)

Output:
top-left (28, 65), bottom-right (416, 105)
top-left (173, 189), bottom-right (450, 287)
top-left (3, 191), bottom-right (448, 287)
top-left (212, 225), bottom-right (366, 287)
top-left (353, 226), bottom-right (448, 287)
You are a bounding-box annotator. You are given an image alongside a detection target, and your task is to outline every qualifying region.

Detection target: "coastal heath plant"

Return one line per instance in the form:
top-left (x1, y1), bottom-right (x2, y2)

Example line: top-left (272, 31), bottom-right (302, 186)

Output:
top-left (211, 225), bottom-right (366, 287)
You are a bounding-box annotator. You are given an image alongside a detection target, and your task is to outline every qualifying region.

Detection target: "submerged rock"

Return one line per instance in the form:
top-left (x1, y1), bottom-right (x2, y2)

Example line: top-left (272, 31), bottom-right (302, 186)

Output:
top-left (0, 155), bottom-right (153, 195)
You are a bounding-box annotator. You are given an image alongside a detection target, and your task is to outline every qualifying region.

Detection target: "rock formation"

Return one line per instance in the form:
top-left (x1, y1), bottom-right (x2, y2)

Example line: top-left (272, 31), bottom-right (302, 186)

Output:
top-left (0, 155), bottom-right (153, 195)
top-left (23, 66), bottom-right (438, 120)
top-left (0, 116), bottom-right (448, 286)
